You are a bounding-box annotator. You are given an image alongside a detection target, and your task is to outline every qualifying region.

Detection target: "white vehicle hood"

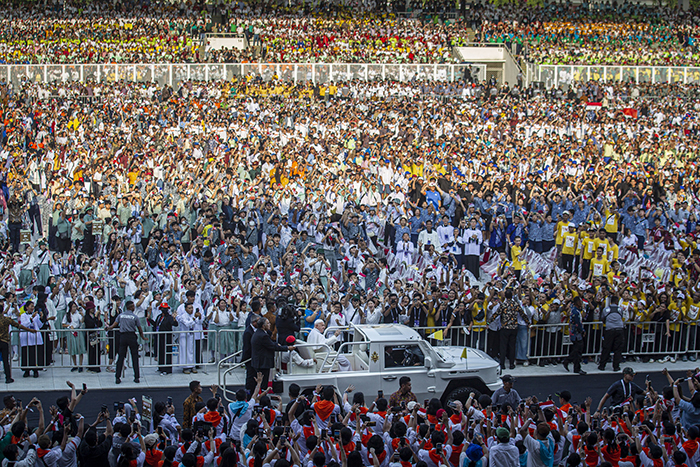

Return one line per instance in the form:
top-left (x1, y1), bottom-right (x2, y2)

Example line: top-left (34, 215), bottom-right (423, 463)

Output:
top-left (433, 346), bottom-right (499, 370)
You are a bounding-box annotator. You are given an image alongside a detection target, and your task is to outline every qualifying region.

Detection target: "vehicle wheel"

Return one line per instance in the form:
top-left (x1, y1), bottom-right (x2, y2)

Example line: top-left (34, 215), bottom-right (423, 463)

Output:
top-left (446, 386), bottom-right (481, 406)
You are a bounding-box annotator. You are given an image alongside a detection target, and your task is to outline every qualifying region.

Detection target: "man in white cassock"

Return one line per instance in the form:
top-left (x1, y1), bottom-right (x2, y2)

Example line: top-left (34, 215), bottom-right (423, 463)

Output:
top-left (307, 319), bottom-right (351, 372)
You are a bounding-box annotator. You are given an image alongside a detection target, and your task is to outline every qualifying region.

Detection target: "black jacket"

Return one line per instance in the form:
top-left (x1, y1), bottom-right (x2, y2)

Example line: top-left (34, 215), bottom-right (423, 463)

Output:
top-left (242, 322), bottom-right (256, 362)
top-left (155, 312), bottom-right (177, 332)
top-left (275, 314), bottom-right (300, 345)
top-left (250, 328), bottom-right (288, 370)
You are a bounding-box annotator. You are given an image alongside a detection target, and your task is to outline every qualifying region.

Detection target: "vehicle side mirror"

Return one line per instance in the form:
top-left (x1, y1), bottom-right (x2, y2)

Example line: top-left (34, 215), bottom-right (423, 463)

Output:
top-left (424, 357), bottom-right (433, 369)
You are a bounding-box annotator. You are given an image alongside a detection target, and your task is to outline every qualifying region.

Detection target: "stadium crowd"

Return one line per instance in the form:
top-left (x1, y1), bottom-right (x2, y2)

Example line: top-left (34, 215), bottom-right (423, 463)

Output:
top-left (0, 0), bottom-right (698, 66)
top-left (0, 69), bottom-right (698, 384)
top-left (471, 1), bottom-right (700, 67)
top-left (1, 370), bottom-right (700, 467)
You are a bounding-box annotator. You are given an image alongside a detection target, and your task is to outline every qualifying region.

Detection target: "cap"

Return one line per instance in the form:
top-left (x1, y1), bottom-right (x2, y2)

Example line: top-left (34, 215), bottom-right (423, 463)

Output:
top-left (285, 335), bottom-right (296, 345)
top-left (556, 390), bottom-right (572, 401)
top-left (466, 444), bottom-right (484, 462)
top-left (143, 433), bottom-right (159, 447)
top-left (622, 367), bottom-right (636, 376)
top-left (158, 302), bottom-right (170, 310)
top-left (568, 222), bottom-right (575, 228)
top-left (406, 401), bottom-right (419, 411)
top-left (84, 301), bottom-right (96, 310)
top-left (501, 374), bottom-right (514, 383)
top-left (495, 427), bottom-right (510, 440)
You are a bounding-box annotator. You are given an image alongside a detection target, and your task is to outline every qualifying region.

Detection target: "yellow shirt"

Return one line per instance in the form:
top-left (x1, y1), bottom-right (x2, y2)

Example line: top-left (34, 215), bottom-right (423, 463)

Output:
top-left (594, 238), bottom-right (609, 258)
top-left (668, 302), bottom-right (685, 332)
top-left (606, 243), bottom-right (619, 263)
top-left (604, 209), bottom-right (619, 234)
top-left (556, 221), bottom-right (569, 246)
top-left (511, 245), bottom-right (523, 270)
top-left (686, 298), bottom-right (700, 324)
top-left (607, 272), bottom-right (622, 286)
top-left (581, 235), bottom-right (595, 260)
top-left (472, 303), bottom-right (486, 327)
top-left (562, 232), bottom-right (578, 256)
top-left (590, 256), bottom-right (610, 278)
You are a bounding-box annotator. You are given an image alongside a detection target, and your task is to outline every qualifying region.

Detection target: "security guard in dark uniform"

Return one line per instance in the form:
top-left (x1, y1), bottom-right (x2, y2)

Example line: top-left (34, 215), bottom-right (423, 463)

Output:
top-left (106, 300), bottom-right (146, 384)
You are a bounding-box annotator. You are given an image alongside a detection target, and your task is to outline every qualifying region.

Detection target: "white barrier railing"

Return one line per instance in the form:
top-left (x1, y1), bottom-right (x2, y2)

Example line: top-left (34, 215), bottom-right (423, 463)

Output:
top-left (0, 63), bottom-right (477, 86)
top-left (536, 64), bottom-right (700, 87)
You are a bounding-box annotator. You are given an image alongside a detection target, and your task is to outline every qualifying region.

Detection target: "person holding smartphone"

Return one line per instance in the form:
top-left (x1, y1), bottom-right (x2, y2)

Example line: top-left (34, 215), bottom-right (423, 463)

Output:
top-left (79, 409), bottom-right (114, 467)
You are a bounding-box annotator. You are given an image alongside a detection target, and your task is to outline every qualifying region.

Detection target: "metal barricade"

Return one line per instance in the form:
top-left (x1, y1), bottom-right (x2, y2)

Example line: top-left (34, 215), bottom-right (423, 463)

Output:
top-left (7, 320), bottom-right (697, 379)
top-left (8, 328), bottom-right (243, 371)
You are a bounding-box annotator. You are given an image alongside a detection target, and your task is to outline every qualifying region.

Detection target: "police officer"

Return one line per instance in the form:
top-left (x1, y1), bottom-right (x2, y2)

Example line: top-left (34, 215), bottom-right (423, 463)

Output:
top-left (106, 300), bottom-right (146, 384)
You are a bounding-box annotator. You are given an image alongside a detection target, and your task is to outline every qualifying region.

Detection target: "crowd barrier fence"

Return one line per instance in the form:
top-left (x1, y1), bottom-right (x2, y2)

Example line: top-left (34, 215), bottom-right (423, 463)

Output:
top-left (535, 64), bottom-right (700, 87)
top-left (1, 62), bottom-right (479, 88)
top-left (7, 320), bottom-right (693, 372)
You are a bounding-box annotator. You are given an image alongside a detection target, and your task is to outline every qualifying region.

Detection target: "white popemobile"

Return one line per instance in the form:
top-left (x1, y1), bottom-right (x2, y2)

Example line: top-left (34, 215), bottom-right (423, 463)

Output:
top-left (220, 324), bottom-right (502, 405)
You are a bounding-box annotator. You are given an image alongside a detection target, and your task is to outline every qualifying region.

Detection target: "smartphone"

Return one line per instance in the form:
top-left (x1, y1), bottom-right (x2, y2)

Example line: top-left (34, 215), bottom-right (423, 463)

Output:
top-left (321, 429), bottom-right (327, 439)
top-left (83, 383), bottom-right (87, 393)
top-left (167, 396), bottom-right (173, 407)
top-left (132, 422), bottom-right (139, 433)
top-left (366, 421), bottom-right (377, 427)
top-left (424, 399), bottom-right (429, 408)
top-left (430, 424), bottom-right (436, 431)
top-left (279, 435), bottom-right (287, 444)
top-left (101, 404), bottom-right (107, 414)
top-left (378, 390), bottom-right (384, 399)
top-left (436, 443), bottom-right (443, 453)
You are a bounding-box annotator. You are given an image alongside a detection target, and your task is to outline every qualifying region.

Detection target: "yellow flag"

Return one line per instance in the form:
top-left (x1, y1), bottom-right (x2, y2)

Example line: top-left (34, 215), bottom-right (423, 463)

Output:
top-left (460, 348), bottom-right (468, 359)
top-left (428, 330), bottom-right (443, 341)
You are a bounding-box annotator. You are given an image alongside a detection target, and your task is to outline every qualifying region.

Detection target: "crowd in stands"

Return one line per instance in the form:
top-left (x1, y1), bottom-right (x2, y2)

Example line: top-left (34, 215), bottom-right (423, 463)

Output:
top-left (2, 370), bottom-right (700, 467)
top-left (471, 1), bottom-right (700, 67)
top-left (0, 70), bottom-right (698, 383)
top-left (0, 0), bottom-right (698, 66)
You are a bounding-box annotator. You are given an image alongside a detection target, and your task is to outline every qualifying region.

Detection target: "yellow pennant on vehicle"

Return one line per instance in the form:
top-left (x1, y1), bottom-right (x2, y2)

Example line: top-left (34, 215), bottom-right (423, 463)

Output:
top-left (427, 330), bottom-right (443, 341)
top-left (460, 348), bottom-right (468, 359)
